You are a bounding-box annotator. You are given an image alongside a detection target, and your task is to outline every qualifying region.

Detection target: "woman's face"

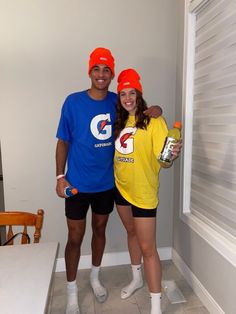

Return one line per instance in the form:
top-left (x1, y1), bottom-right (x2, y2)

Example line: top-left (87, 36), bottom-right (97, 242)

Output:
top-left (119, 88), bottom-right (137, 115)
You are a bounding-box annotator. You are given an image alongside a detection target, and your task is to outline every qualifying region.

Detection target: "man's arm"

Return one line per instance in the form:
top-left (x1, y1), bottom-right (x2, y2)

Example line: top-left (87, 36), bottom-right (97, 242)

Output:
top-left (143, 105), bottom-right (162, 118)
top-left (56, 139), bottom-right (70, 198)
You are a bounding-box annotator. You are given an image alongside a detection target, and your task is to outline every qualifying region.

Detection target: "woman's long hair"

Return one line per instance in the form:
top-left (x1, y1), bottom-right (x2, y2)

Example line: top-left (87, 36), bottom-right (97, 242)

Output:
top-left (114, 90), bottom-right (150, 139)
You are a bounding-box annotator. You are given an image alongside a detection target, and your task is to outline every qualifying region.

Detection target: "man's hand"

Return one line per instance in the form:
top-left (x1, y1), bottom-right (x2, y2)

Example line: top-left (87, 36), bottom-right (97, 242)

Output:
top-left (56, 177), bottom-right (70, 198)
top-left (143, 105), bottom-right (162, 118)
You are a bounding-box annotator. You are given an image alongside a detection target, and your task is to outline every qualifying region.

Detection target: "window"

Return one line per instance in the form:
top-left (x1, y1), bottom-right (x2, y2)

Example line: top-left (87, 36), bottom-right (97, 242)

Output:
top-left (181, 0), bottom-right (236, 265)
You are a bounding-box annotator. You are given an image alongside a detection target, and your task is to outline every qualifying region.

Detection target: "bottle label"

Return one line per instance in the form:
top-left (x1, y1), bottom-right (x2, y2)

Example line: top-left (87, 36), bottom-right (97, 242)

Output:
top-left (159, 137), bottom-right (176, 163)
top-left (64, 186), bottom-right (77, 197)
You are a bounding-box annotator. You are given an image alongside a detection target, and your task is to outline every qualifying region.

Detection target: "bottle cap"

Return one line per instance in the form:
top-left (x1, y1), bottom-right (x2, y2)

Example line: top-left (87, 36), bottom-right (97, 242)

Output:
top-left (71, 188), bottom-right (78, 195)
top-left (173, 121), bottom-right (182, 129)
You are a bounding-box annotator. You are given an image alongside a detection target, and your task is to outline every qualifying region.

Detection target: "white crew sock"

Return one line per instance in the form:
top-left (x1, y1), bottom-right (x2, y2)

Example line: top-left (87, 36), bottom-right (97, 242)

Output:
top-left (90, 265), bottom-right (107, 303)
top-left (66, 280), bottom-right (80, 314)
top-left (150, 292), bottom-right (162, 314)
top-left (121, 264), bottom-right (143, 299)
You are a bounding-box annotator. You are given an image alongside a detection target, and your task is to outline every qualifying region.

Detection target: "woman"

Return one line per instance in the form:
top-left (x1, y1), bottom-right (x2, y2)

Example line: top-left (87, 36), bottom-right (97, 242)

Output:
top-left (114, 68), bottom-right (180, 314)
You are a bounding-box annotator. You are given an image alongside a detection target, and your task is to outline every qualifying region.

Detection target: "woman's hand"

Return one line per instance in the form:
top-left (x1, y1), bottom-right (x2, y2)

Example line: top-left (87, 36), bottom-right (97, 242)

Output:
top-left (172, 139), bottom-right (182, 160)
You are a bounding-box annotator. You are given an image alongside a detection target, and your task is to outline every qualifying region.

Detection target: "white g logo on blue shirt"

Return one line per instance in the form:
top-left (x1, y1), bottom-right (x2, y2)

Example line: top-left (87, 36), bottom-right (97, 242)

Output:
top-left (90, 113), bottom-right (112, 140)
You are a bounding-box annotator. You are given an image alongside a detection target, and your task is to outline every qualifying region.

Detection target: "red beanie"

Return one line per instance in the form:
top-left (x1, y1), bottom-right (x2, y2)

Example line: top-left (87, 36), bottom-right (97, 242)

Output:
top-left (88, 47), bottom-right (115, 76)
top-left (117, 68), bottom-right (142, 93)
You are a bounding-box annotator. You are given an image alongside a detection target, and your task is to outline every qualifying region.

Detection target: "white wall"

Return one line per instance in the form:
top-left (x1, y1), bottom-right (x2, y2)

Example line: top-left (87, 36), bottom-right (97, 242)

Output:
top-left (0, 0), bottom-right (178, 258)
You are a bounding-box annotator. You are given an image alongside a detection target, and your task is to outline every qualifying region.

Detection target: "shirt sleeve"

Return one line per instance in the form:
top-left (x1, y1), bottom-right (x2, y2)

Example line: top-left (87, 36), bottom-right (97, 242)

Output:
top-left (152, 116), bottom-right (169, 157)
top-left (56, 96), bottom-right (72, 142)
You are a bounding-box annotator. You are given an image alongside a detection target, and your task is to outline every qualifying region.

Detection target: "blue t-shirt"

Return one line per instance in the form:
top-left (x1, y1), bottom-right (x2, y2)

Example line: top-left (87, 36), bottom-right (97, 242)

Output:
top-left (56, 90), bottom-right (117, 192)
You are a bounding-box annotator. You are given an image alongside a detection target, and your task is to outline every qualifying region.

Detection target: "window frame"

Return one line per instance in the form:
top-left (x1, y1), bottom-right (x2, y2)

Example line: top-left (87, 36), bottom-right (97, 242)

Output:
top-left (180, 0), bottom-right (236, 267)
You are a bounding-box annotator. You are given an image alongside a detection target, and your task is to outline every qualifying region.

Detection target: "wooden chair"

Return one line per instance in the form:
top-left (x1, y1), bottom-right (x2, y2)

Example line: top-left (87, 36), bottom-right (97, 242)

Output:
top-left (0, 209), bottom-right (44, 245)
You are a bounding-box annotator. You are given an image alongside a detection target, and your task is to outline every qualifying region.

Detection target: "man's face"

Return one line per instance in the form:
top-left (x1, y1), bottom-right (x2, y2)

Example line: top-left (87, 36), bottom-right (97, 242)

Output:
top-left (89, 64), bottom-right (114, 91)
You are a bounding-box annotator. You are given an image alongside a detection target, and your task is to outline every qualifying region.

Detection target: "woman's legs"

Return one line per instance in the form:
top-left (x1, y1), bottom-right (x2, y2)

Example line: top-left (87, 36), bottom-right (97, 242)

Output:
top-left (134, 217), bottom-right (162, 313)
top-left (116, 204), bottom-right (143, 298)
top-left (117, 204), bottom-right (142, 264)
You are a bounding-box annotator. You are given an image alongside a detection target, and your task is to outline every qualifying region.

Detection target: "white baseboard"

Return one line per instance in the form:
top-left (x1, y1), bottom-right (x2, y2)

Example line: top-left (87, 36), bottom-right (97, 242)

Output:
top-left (172, 248), bottom-right (225, 314)
top-left (55, 246), bottom-right (172, 272)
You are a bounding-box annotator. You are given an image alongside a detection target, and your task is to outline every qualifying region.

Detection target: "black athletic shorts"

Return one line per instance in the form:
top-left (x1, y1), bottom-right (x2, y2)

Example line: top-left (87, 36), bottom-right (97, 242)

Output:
top-left (65, 187), bottom-right (115, 220)
top-left (114, 187), bottom-right (157, 218)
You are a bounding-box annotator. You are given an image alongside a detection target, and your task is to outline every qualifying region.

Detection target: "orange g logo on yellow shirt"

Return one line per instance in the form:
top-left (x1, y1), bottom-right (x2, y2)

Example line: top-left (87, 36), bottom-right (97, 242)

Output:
top-left (115, 127), bottom-right (137, 154)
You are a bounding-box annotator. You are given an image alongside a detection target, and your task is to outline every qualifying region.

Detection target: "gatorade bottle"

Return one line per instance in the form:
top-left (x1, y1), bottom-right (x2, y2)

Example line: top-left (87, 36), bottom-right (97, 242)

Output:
top-left (158, 121), bottom-right (182, 166)
top-left (64, 186), bottom-right (78, 197)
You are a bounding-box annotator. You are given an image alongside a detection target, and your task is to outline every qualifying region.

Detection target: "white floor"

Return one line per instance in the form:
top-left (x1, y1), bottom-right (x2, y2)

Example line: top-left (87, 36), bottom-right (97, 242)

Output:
top-left (48, 260), bottom-right (209, 314)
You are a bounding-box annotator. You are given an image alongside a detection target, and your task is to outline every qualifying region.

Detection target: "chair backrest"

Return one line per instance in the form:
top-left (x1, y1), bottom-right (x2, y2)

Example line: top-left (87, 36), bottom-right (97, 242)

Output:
top-left (0, 209), bottom-right (44, 245)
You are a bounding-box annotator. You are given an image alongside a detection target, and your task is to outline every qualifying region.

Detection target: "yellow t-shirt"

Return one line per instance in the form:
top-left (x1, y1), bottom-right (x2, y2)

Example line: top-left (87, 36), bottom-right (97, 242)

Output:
top-left (114, 116), bottom-right (168, 209)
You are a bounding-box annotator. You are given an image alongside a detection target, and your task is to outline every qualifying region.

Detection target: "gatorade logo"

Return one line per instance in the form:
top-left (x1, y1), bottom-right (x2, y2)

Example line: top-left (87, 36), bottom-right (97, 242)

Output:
top-left (90, 113), bottom-right (112, 140)
top-left (115, 127), bottom-right (137, 154)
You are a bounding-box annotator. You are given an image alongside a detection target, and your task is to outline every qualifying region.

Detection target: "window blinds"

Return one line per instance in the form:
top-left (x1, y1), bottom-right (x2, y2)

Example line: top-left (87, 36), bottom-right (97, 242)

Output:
top-left (190, 0), bottom-right (236, 237)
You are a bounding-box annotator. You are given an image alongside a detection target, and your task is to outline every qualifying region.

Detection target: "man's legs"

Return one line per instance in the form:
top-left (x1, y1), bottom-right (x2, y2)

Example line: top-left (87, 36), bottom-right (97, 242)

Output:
top-left (91, 212), bottom-right (109, 266)
top-left (90, 212), bottom-right (109, 302)
top-left (65, 218), bottom-right (86, 314)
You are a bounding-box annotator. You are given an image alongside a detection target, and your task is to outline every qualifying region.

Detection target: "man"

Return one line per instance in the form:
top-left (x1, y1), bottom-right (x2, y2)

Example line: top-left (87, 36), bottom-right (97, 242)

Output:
top-left (55, 47), bottom-right (162, 314)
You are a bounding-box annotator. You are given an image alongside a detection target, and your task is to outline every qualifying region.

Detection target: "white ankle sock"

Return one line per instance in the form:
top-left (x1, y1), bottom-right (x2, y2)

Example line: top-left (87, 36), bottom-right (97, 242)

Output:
top-left (121, 264), bottom-right (143, 299)
top-left (66, 280), bottom-right (80, 314)
top-left (90, 265), bottom-right (107, 303)
top-left (150, 292), bottom-right (162, 314)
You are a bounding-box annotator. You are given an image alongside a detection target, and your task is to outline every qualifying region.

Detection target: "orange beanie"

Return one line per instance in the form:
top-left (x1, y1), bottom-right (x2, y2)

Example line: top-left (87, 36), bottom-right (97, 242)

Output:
top-left (88, 47), bottom-right (115, 76)
top-left (117, 68), bottom-right (142, 93)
